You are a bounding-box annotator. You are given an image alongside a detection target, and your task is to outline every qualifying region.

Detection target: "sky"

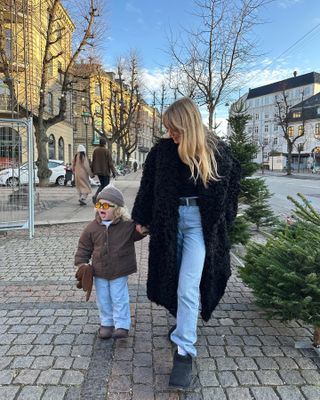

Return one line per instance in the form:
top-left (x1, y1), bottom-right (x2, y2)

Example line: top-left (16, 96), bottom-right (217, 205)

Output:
top-left (100, 0), bottom-right (320, 134)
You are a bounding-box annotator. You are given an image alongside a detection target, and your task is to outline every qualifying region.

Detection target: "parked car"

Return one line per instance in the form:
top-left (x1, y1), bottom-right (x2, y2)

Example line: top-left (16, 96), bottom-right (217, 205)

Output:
top-left (0, 159), bottom-right (66, 187)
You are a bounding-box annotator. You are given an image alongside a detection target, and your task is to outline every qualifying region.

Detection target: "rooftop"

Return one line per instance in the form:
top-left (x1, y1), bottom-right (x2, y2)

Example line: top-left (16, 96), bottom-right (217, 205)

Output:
top-left (247, 72), bottom-right (320, 99)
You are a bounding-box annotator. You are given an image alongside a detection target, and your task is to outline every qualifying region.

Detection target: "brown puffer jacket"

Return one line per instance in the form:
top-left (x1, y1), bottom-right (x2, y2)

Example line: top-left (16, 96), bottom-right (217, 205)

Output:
top-left (91, 146), bottom-right (116, 177)
top-left (74, 216), bottom-right (145, 280)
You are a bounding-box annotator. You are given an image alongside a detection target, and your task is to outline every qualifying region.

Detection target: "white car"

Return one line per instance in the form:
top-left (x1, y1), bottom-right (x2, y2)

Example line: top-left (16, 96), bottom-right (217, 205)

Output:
top-left (0, 159), bottom-right (66, 187)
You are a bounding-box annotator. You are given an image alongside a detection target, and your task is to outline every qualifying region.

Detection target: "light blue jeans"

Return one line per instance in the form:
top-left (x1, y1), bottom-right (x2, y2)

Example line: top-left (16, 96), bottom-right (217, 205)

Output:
top-left (170, 205), bottom-right (206, 357)
top-left (94, 276), bottom-right (131, 330)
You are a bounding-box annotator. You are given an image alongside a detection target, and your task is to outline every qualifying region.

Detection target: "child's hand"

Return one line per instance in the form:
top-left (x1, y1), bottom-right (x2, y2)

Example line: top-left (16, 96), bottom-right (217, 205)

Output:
top-left (136, 224), bottom-right (149, 235)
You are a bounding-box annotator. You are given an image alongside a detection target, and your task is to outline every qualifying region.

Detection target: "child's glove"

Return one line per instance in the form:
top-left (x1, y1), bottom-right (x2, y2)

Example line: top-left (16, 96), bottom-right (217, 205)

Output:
top-left (75, 264), bottom-right (93, 301)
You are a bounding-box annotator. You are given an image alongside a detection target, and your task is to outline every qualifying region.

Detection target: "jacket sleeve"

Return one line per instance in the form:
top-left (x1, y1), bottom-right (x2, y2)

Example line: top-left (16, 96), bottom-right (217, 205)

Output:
top-left (74, 227), bottom-right (93, 266)
top-left (131, 145), bottom-right (157, 226)
top-left (225, 155), bottom-right (241, 229)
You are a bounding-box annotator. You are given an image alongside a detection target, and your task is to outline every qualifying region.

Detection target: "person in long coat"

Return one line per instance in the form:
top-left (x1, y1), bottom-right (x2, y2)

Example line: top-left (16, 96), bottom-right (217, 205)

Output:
top-left (132, 97), bottom-right (241, 389)
top-left (73, 144), bottom-right (92, 205)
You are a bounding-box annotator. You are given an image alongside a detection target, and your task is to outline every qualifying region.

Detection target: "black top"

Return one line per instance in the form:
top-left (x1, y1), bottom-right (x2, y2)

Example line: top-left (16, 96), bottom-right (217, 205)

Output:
top-left (174, 144), bottom-right (201, 197)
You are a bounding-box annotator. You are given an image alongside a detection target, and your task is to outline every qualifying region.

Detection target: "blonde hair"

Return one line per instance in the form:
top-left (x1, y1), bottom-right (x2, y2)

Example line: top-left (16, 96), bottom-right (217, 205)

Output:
top-left (96, 204), bottom-right (130, 221)
top-left (163, 97), bottom-right (220, 186)
top-left (113, 205), bottom-right (130, 221)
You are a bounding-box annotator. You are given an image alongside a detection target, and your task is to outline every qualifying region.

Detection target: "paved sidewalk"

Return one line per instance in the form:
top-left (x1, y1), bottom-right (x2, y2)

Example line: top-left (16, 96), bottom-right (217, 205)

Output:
top-left (0, 173), bottom-right (320, 400)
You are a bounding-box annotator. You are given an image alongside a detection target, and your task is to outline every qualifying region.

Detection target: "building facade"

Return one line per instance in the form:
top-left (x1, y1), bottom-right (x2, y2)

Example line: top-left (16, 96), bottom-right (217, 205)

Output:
top-left (0, 0), bottom-right (75, 166)
top-left (236, 72), bottom-right (320, 170)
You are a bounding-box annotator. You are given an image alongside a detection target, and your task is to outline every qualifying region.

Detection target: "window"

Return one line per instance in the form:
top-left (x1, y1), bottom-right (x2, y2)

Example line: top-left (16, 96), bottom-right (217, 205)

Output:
top-left (317, 107), bottom-right (320, 115)
top-left (95, 84), bottom-right (101, 96)
top-left (315, 123), bottom-right (320, 139)
top-left (264, 125), bottom-right (269, 133)
top-left (5, 29), bottom-right (12, 60)
top-left (265, 114), bottom-right (269, 119)
top-left (95, 105), bottom-right (102, 116)
top-left (298, 125), bottom-right (304, 136)
top-left (293, 111), bottom-right (301, 118)
top-left (48, 134), bottom-right (56, 159)
top-left (57, 61), bottom-right (63, 84)
top-left (58, 137), bottom-right (64, 160)
top-left (254, 126), bottom-right (259, 134)
top-left (273, 137), bottom-right (278, 145)
top-left (263, 138), bottom-right (268, 145)
top-left (274, 124), bottom-right (278, 131)
top-left (255, 113), bottom-right (259, 120)
top-left (47, 92), bottom-right (53, 114)
top-left (288, 126), bottom-right (294, 137)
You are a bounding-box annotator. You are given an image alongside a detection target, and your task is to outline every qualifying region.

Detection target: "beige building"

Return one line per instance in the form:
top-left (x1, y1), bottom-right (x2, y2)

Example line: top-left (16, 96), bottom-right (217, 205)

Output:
top-left (0, 0), bottom-right (75, 166)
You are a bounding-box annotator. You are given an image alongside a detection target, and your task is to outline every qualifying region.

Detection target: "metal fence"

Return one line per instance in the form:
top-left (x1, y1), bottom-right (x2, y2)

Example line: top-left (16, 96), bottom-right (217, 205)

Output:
top-left (0, 118), bottom-right (34, 238)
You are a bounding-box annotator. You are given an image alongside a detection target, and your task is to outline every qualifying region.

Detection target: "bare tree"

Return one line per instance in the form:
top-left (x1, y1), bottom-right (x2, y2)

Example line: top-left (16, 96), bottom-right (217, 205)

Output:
top-left (0, 0), bottom-right (100, 186)
top-left (107, 53), bottom-right (141, 163)
top-left (167, 0), bottom-right (268, 130)
top-left (275, 89), bottom-right (305, 175)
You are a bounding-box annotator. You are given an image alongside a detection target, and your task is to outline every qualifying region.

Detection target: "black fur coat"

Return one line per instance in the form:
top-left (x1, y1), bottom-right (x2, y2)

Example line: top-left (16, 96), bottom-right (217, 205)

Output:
top-left (132, 138), bottom-right (241, 321)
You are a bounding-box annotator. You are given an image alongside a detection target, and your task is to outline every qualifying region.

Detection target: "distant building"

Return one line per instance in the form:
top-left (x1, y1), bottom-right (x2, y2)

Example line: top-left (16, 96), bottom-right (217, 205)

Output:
top-left (229, 72), bottom-right (320, 170)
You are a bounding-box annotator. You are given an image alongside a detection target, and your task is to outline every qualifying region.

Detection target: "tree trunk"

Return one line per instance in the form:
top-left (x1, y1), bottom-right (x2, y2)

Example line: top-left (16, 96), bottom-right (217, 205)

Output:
top-left (286, 141), bottom-right (293, 176)
top-left (313, 326), bottom-right (320, 348)
top-left (34, 123), bottom-right (51, 187)
top-left (208, 104), bottom-right (214, 131)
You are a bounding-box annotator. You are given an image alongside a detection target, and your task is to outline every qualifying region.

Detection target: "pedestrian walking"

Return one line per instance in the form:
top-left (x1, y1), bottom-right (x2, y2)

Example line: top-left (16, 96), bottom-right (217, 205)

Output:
top-left (91, 137), bottom-right (116, 204)
top-left (74, 185), bottom-right (147, 339)
top-left (73, 144), bottom-right (92, 205)
top-left (132, 97), bottom-right (241, 389)
top-left (133, 161), bottom-right (138, 172)
top-left (64, 163), bottom-right (73, 186)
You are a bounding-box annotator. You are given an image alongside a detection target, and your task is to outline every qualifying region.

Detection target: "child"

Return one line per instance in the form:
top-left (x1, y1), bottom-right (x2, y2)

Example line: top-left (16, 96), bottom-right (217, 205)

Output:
top-left (64, 163), bottom-right (73, 186)
top-left (74, 184), bottom-right (146, 339)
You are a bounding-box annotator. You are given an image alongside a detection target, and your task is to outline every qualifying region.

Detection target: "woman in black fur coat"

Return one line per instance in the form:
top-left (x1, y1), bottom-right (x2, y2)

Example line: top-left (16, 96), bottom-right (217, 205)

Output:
top-left (132, 97), bottom-right (241, 389)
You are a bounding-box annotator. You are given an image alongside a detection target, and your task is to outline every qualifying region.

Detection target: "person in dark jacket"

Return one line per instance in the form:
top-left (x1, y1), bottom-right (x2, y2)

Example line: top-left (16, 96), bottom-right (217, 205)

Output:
top-left (132, 97), bottom-right (241, 389)
top-left (91, 137), bottom-right (116, 203)
top-left (75, 185), bottom-right (146, 340)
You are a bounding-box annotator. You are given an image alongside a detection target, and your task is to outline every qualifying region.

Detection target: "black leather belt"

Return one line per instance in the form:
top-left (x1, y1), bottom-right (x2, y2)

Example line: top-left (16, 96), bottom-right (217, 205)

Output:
top-left (179, 197), bottom-right (199, 206)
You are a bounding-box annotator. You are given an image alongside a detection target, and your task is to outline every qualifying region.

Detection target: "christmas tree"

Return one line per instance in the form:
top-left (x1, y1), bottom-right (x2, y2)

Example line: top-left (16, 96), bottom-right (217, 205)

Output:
top-left (241, 194), bottom-right (320, 347)
top-left (228, 100), bottom-right (274, 240)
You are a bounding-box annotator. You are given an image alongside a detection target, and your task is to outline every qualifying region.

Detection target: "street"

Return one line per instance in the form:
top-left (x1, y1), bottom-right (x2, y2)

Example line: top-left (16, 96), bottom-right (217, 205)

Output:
top-left (262, 174), bottom-right (320, 217)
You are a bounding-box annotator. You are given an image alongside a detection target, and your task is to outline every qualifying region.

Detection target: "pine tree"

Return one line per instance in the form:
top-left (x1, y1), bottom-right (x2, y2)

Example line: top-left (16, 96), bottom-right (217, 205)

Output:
top-left (228, 100), bottom-right (274, 241)
top-left (244, 178), bottom-right (276, 230)
top-left (241, 195), bottom-right (320, 347)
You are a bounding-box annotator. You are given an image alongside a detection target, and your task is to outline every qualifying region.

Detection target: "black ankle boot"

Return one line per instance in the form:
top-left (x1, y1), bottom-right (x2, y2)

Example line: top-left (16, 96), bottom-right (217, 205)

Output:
top-left (169, 350), bottom-right (192, 389)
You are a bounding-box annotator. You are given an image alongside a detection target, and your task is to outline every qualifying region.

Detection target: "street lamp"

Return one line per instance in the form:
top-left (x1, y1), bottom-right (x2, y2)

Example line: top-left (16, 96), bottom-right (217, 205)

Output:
top-left (82, 111), bottom-right (91, 154)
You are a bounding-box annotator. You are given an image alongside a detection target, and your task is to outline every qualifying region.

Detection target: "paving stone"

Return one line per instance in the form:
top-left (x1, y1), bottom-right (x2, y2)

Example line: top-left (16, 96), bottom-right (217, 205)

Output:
top-left (202, 387), bottom-right (227, 400)
top-left (236, 370), bottom-right (259, 385)
top-left (133, 352), bottom-right (152, 367)
top-left (72, 356), bottom-right (90, 370)
top-left (17, 385), bottom-right (44, 400)
top-left (133, 366), bottom-right (153, 384)
top-left (37, 369), bottom-right (63, 385)
top-left (301, 385), bottom-right (320, 400)
top-left (61, 370), bottom-right (84, 385)
top-left (0, 386), bottom-right (19, 400)
top-left (0, 369), bottom-right (14, 384)
top-left (275, 357), bottom-right (299, 370)
top-left (42, 386), bottom-right (67, 400)
top-left (30, 345), bottom-right (53, 356)
top-left (217, 371), bottom-right (238, 387)
top-left (7, 344), bottom-right (32, 356)
top-left (255, 357), bottom-right (279, 369)
top-left (226, 387), bottom-right (251, 400)
top-left (14, 369), bottom-right (40, 384)
top-left (256, 370), bottom-right (283, 385)
top-left (279, 370), bottom-right (306, 385)
top-left (300, 369), bottom-right (320, 384)
top-left (31, 356), bottom-right (55, 369)
top-left (250, 386), bottom-right (280, 400)
top-left (33, 334), bottom-right (54, 345)
top-left (216, 357), bottom-right (238, 371)
top-left (235, 357), bottom-right (258, 370)
top-left (276, 385), bottom-right (304, 400)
